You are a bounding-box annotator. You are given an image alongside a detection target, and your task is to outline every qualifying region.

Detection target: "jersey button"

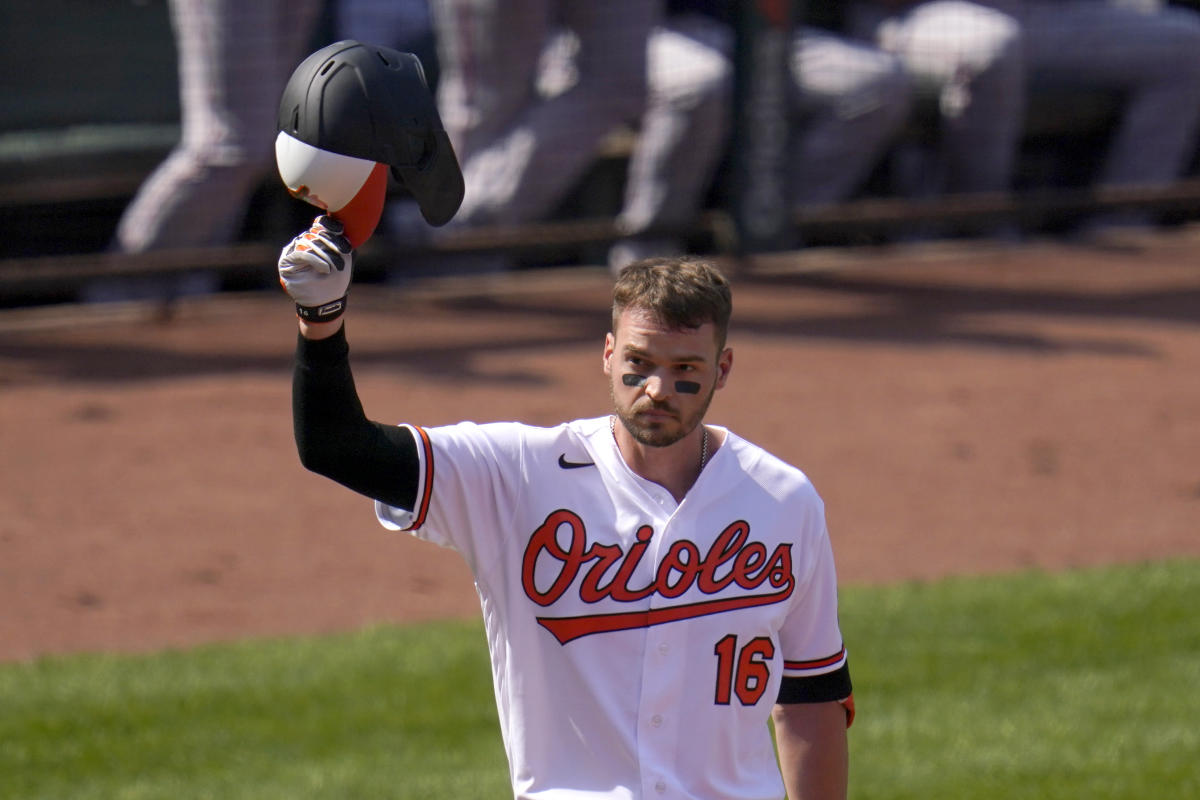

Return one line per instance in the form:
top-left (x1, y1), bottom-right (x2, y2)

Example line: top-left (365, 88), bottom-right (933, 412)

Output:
top-left (655, 779), bottom-right (667, 793)
top-left (658, 642), bottom-right (669, 655)
top-left (651, 714), bottom-right (663, 727)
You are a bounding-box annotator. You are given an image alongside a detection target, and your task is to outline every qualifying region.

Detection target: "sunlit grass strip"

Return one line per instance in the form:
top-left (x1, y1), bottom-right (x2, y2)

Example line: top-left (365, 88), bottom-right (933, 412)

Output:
top-left (0, 560), bottom-right (1196, 799)
top-left (841, 559), bottom-right (1200, 800)
top-left (0, 619), bottom-right (510, 800)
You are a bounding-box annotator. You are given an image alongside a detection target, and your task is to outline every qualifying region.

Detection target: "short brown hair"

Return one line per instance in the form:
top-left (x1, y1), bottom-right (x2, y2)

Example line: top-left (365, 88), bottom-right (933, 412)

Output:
top-left (612, 257), bottom-right (733, 347)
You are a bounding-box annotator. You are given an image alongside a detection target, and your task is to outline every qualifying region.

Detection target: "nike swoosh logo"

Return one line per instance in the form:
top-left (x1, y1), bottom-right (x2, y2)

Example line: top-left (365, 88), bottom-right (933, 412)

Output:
top-left (558, 454), bottom-right (595, 470)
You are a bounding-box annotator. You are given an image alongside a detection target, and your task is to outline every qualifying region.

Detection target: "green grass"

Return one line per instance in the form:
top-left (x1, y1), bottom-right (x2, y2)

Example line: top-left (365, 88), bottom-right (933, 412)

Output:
top-left (0, 620), bottom-right (511, 799)
top-left (840, 559), bottom-right (1200, 800)
top-left (1, 560), bottom-right (1197, 799)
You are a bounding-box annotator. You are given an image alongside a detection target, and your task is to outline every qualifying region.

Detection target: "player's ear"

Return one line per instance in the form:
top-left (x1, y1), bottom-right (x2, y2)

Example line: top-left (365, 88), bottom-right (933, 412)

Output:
top-left (715, 347), bottom-right (733, 389)
top-left (603, 333), bottom-right (615, 375)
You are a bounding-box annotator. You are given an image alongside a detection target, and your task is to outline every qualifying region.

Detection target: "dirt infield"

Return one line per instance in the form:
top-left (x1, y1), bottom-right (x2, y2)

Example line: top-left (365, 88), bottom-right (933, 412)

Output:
top-left (3, 232), bottom-right (1199, 662)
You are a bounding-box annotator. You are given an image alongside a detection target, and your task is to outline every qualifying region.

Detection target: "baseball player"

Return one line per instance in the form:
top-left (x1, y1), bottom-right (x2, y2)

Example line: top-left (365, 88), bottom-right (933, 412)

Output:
top-left (610, 2), bottom-right (914, 271)
top-left (116, 0), bottom-right (324, 252)
top-left (428, 0), bottom-right (662, 228)
top-left (847, 0), bottom-right (1200, 231)
top-left (279, 219), bottom-right (854, 797)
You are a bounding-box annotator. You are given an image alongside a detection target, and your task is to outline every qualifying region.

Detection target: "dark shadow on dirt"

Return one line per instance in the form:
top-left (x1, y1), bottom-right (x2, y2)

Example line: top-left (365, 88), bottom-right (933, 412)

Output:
top-left (4, 259), bottom-right (1196, 385)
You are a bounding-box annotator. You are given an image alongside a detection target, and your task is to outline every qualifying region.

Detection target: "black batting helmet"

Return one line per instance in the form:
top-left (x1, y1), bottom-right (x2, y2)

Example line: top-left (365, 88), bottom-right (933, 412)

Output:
top-left (277, 40), bottom-right (464, 227)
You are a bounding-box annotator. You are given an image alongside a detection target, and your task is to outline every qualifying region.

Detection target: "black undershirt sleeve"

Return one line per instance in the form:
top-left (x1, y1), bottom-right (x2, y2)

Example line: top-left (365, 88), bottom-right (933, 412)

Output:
top-left (776, 663), bottom-right (852, 704)
top-left (293, 327), bottom-right (420, 510)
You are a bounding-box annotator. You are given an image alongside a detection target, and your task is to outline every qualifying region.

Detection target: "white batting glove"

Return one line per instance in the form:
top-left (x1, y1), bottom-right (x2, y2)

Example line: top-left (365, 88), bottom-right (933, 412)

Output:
top-left (278, 215), bottom-right (353, 323)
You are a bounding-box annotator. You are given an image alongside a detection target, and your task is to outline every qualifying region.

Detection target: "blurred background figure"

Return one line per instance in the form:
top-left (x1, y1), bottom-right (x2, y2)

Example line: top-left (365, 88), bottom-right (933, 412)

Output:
top-left (113, 0), bottom-right (324, 254)
top-left (845, 0), bottom-right (1025, 222)
top-left (848, 0), bottom-right (1200, 236)
top-left (334, 0), bottom-right (440, 90)
top-left (332, 0), bottom-right (444, 249)
top-left (427, 0), bottom-right (662, 229)
top-left (1015, 0), bottom-right (1200, 234)
top-left (609, 0), bottom-right (914, 272)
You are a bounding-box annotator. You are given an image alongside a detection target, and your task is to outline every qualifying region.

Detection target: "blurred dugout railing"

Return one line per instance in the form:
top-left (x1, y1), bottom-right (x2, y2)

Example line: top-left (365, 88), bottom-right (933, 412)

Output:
top-left (4, 0), bottom-right (1200, 308)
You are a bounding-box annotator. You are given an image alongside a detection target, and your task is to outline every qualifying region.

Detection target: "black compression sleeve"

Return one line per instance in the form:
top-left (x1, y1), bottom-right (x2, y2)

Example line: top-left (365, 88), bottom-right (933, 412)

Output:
top-left (293, 327), bottom-right (420, 510)
top-left (776, 664), bottom-right (852, 704)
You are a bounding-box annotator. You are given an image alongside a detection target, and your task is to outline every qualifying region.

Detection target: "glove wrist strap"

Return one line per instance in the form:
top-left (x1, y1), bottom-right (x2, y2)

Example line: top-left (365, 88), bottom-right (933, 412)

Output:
top-left (295, 296), bottom-right (347, 323)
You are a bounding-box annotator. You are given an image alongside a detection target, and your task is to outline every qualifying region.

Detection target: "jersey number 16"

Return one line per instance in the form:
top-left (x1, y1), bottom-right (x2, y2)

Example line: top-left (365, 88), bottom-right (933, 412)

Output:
top-left (713, 635), bottom-right (775, 705)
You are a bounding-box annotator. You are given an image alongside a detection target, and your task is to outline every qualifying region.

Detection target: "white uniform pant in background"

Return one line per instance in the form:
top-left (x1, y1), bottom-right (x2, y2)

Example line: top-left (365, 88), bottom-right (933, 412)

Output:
top-left (115, 0), bottom-right (322, 252)
top-left (612, 15), bottom-right (912, 270)
top-left (848, 0), bottom-right (1200, 200)
top-left (431, 0), bottom-right (661, 227)
top-left (848, 0), bottom-right (1024, 197)
top-left (1019, 0), bottom-right (1200, 189)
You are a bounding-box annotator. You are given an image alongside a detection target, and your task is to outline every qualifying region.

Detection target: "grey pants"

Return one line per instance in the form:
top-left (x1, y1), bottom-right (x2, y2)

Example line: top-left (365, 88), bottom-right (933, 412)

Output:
top-left (430, 0), bottom-right (662, 227)
top-left (611, 15), bottom-right (912, 269)
top-left (849, 0), bottom-right (1200, 195)
top-left (1021, 0), bottom-right (1200, 188)
top-left (115, 0), bottom-right (322, 252)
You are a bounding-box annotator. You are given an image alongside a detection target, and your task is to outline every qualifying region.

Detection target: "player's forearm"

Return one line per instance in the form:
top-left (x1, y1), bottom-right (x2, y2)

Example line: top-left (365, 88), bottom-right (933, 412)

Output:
top-left (772, 702), bottom-right (849, 800)
top-left (299, 317), bottom-right (345, 340)
top-left (292, 326), bottom-right (420, 509)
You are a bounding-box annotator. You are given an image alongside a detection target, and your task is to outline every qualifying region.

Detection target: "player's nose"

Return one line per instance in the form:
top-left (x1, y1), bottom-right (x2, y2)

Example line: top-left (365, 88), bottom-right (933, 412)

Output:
top-left (643, 374), bottom-right (671, 399)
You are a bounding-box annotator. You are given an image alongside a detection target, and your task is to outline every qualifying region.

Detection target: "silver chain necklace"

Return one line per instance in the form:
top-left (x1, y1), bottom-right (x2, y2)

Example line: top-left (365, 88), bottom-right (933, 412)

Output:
top-left (610, 416), bottom-right (709, 471)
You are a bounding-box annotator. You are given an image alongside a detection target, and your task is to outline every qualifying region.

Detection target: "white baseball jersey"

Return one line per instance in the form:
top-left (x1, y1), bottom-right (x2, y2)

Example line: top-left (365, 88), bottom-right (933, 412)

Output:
top-left (376, 415), bottom-right (847, 800)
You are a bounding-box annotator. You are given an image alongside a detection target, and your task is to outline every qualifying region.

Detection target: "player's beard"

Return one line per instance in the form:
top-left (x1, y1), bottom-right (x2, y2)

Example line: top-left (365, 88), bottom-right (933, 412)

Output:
top-left (611, 378), bottom-right (717, 449)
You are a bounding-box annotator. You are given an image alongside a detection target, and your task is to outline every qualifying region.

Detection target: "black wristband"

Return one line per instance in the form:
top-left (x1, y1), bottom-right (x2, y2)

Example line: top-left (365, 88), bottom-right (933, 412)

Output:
top-left (295, 296), bottom-right (347, 323)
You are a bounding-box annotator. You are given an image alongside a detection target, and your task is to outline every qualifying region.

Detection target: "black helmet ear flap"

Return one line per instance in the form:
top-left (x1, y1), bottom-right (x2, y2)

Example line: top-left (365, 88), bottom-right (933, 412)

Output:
top-left (278, 40), bottom-right (464, 227)
top-left (389, 128), bottom-right (465, 227)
